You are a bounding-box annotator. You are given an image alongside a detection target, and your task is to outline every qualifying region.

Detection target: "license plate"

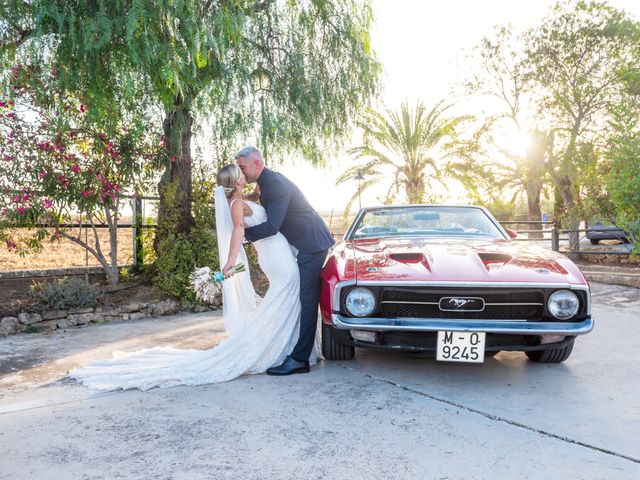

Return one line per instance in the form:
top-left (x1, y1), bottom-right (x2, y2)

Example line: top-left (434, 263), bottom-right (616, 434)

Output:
top-left (437, 331), bottom-right (486, 363)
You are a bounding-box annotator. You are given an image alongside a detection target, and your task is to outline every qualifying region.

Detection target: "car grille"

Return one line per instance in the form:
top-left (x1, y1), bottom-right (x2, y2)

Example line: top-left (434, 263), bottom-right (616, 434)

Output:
top-left (378, 287), bottom-right (545, 320)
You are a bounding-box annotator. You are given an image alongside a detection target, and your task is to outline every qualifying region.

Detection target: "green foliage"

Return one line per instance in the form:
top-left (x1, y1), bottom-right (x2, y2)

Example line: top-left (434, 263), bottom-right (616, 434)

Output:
top-left (605, 103), bottom-right (640, 217)
top-left (153, 226), bottom-right (218, 301)
top-left (1, 0), bottom-right (381, 165)
top-left (30, 276), bottom-right (99, 311)
top-left (464, 1), bottom-right (640, 229)
top-left (604, 100), bottom-right (640, 253)
top-left (0, 62), bottom-right (163, 284)
top-left (337, 100), bottom-right (472, 212)
top-left (151, 181), bottom-right (217, 301)
top-left (467, 192), bottom-right (529, 221)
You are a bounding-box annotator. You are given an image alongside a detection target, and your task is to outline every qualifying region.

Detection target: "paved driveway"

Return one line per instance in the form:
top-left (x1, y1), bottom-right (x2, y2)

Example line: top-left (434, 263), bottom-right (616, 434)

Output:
top-left (0, 282), bottom-right (639, 479)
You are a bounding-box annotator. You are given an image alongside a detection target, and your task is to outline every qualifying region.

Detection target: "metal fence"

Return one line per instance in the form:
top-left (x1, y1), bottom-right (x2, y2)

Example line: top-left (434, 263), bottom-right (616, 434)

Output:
top-left (1, 189), bottom-right (635, 276)
top-left (2, 190), bottom-right (160, 272)
top-left (500, 220), bottom-right (634, 258)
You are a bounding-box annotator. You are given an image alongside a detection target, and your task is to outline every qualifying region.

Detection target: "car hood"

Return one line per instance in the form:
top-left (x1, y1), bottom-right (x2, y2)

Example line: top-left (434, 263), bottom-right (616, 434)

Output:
top-left (346, 237), bottom-right (586, 285)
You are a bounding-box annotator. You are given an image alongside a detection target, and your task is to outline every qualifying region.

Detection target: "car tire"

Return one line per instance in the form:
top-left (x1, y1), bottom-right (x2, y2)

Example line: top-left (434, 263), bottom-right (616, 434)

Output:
top-left (322, 323), bottom-right (355, 361)
top-left (526, 338), bottom-right (575, 363)
top-left (589, 239), bottom-right (599, 245)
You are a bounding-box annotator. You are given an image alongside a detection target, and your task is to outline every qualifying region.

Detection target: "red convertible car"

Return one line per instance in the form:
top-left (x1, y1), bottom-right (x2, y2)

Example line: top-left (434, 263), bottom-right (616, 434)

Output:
top-left (320, 205), bottom-right (593, 364)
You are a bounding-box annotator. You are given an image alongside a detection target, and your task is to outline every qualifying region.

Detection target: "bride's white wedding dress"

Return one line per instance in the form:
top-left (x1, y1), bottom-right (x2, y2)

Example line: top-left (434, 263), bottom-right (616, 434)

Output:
top-left (69, 194), bottom-right (307, 391)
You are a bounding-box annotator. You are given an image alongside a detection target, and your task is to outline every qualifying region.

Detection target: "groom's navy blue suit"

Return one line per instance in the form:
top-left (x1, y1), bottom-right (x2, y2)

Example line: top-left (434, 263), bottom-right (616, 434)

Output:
top-left (244, 168), bottom-right (334, 362)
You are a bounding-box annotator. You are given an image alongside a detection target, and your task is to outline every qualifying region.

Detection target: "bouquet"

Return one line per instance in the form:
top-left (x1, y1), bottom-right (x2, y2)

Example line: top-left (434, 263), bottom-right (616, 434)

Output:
top-left (189, 263), bottom-right (246, 303)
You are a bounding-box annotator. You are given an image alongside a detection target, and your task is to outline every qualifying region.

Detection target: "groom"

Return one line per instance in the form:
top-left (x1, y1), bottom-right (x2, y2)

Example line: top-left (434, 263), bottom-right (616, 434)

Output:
top-left (235, 146), bottom-right (334, 375)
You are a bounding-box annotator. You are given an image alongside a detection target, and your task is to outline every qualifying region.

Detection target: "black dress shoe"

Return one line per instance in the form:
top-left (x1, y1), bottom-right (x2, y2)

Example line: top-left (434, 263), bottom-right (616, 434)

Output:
top-left (266, 356), bottom-right (310, 376)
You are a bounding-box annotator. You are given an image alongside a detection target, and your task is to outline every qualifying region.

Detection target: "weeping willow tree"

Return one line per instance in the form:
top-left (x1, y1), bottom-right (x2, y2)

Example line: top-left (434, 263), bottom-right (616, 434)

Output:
top-left (1, 0), bottom-right (380, 241)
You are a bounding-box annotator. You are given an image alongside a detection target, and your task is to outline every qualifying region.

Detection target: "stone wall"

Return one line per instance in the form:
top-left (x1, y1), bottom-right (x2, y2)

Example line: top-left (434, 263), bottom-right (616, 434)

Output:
top-left (0, 298), bottom-right (219, 337)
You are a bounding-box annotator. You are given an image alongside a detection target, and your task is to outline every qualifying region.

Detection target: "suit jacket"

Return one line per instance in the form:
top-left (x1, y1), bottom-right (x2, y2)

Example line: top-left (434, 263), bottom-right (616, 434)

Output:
top-left (244, 168), bottom-right (335, 254)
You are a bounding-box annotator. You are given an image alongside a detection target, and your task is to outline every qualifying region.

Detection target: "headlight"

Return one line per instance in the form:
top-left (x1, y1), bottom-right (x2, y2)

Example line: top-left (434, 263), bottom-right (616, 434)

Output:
top-left (547, 290), bottom-right (580, 320)
top-left (345, 287), bottom-right (376, 317)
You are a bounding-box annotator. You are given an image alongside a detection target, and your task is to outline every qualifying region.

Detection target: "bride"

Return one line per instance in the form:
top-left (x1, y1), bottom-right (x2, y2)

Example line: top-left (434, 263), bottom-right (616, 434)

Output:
top-left (69, 164), bottom-right (307, 391)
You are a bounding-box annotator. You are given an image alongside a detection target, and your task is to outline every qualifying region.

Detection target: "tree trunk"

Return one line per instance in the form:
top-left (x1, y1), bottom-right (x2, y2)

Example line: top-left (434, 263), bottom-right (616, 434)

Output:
top-left (525, 181), bottom-right (543, 239)
top-left (525, 130), bottom-right (548, 240)
top-left (105, 204), bottom-right (119, 286)
top-left (155, 95), bottom-right (195, 251)
top-left (558, 175), bottom-right (581, 260)
top-left (406, 178), bottom-right (425, 204)
top-left (527, 188), bottom-right (544, 240)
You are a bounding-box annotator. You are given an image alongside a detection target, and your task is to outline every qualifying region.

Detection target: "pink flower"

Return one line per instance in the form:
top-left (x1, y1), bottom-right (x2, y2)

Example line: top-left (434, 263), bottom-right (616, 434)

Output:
top-left (39, 171), bottom-right (48, 179)
top-left (82, 191), bottom-right (89, 197)
top-left (42, 198), bottom-right (53, 209)
top-left (71, 164), bottom-right (80, 174)
top-left (79, 103), bottom-right (86, 112)
top-left (69, 131), bottom-right (76, 138)
top-left (6, 240), bottom-right (17, 251)
top-left (57, 175), bottom-right (69, 187)
top-left (2, 154), bottom-right (14, 162)
top-left (16, 206), bottom-right (25, 214)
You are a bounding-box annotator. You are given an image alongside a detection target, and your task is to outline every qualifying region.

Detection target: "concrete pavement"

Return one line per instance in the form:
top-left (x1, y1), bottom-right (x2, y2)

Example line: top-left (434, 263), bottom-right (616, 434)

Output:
top-left (1, 282), bottom-right (639, 479)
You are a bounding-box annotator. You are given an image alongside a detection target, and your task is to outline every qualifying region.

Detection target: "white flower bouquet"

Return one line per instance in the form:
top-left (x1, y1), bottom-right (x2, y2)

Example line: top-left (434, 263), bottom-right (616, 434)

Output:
top-left (189, 263), bottom-right (246, 303)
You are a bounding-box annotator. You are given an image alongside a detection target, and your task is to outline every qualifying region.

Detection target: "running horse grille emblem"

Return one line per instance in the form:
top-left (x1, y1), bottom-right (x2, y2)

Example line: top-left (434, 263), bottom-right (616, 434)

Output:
top-left (439, 296), bottom-right (485, 312)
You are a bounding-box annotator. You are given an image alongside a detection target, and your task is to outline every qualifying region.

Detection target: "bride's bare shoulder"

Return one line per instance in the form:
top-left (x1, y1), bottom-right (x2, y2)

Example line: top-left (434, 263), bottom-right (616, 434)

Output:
top-left (230, 197), bottom-right (254, 217)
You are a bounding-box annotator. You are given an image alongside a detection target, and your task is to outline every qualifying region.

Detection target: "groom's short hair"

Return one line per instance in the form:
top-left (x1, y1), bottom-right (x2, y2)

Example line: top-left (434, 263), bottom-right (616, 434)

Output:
top-left (235, 146), bottom-right (263, 163)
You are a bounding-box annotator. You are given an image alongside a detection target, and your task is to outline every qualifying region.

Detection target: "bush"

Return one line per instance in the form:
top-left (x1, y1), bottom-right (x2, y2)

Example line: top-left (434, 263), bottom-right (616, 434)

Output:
top-left (30, 276), bottom-right (99, 311)
top-left (152, 226), bottom-right (218, 301)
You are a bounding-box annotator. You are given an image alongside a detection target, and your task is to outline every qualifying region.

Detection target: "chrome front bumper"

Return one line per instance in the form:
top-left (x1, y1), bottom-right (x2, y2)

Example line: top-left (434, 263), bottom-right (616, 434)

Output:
top-left (331, 280), bottom-right (593, 336)
top-left (331, 314), bottom-right (594, 336)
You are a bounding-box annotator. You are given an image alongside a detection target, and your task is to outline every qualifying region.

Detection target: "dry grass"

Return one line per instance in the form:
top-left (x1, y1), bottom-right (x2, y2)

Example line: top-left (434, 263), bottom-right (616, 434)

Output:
top-left (1, 215), bottom-right (356, 272)
top-left (0, 227), bottom-right (134, 272)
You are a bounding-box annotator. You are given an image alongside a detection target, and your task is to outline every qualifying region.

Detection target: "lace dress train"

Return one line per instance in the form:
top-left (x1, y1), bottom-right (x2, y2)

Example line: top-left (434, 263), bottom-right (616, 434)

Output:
top-left (69, 201), bottom-right (307, 391)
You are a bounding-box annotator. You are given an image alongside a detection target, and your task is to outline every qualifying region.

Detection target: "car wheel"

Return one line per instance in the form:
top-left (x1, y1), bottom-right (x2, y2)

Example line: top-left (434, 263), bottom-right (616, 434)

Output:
top-left (322, 323), bottom-right (355, 361)
top-left (589, 239), bottom-right (599, 245)
top-left (526, 338), bottom-right (575, 363)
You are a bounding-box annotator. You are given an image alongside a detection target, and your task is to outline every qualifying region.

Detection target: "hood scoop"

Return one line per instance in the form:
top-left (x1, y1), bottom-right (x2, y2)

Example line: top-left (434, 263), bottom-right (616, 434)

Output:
top-left (389, 252), bottom-right (423, 262)
top-left (388, 252), bottom-right (431, 271)
top-left (478, 252), bottom-right (513, 271)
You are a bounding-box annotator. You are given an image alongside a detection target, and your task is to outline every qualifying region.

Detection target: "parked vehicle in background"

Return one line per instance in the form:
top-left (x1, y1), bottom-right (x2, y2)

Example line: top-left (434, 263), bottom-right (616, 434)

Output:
top-left (585, 218), bottom-right (630, 245)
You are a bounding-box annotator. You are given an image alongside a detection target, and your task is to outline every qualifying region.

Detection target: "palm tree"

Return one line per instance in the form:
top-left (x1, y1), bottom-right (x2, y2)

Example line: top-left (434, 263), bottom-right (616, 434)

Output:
top-left (337, 101), bottom-right (470, 213)
top-left (488, 129), bottom-right (552, 239)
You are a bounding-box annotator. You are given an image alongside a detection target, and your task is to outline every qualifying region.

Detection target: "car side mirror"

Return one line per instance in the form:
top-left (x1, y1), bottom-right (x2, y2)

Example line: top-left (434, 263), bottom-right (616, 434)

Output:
top-left (505, 228), bottom-right (518, 239)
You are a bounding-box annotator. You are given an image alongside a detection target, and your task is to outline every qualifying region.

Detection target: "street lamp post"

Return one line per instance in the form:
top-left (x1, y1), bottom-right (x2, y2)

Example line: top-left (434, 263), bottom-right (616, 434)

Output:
top-left (355, 169), bottom-right (365, 211)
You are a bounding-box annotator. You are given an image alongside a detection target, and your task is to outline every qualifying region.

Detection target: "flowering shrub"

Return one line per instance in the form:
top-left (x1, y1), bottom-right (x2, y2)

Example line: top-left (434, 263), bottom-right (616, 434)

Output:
top-left (0, 63), bottom-right (165, 284)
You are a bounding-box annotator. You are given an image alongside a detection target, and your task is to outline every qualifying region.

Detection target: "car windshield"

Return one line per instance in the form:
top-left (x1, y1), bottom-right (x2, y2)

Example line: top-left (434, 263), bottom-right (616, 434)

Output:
top-left (350, 207), bottom-right (504, 240)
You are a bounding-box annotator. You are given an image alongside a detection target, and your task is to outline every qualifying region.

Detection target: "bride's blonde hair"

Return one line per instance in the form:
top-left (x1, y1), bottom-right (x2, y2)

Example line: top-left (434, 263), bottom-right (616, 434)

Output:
top-left (217, 164), bottom-right (241, 197)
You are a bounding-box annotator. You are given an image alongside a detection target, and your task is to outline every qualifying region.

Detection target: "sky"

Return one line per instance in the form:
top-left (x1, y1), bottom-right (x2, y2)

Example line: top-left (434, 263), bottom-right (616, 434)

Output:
top-left (279, 0), bottom-right (640, 214)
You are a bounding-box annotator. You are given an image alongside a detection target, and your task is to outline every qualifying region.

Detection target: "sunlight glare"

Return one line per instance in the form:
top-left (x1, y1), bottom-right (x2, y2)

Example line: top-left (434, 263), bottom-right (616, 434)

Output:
top-left (498, 125), bottom-right (533, 159)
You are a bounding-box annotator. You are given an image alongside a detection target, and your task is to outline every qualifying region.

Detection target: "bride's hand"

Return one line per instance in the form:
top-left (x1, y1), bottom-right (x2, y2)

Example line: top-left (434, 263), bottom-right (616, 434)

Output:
top-left (222, 262), bottom-right (235, 279)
